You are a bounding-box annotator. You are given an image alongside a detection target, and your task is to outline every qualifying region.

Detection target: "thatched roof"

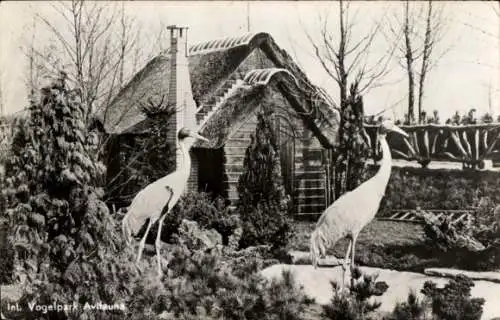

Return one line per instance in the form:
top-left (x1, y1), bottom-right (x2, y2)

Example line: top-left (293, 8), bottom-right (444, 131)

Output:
top-left (99, 32), bottom-right (339, 147)
top-left (98, 55), bottom-right (171, 134)
top-left (194, 68), bottom-right (339, 149)
top-left (195, 84), bottom-right (265, 148)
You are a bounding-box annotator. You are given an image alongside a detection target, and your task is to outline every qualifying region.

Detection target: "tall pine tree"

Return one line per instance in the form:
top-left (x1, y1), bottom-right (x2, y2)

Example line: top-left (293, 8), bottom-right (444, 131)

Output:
top-left (237, 110), bottom-right (291, 249)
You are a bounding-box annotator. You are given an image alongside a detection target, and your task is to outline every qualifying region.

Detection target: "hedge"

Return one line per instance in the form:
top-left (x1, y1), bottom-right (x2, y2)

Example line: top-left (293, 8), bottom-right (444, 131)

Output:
top-left (374, 166), bottom-right (500, 215)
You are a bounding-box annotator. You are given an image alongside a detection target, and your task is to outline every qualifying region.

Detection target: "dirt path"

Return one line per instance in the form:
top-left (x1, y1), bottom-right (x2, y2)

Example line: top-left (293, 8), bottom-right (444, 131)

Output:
top-left (261, 264), bottom-right (500, 320)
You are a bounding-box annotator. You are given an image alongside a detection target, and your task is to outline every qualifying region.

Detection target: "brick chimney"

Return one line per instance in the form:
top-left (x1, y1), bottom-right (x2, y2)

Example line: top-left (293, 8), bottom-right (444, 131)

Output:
top-left (166, 25), bottom-right (197, 170)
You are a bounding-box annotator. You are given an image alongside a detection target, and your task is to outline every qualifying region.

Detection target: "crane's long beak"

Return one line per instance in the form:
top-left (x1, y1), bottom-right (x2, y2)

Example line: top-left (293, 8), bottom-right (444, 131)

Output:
top-left (391, 125), bottom-right (409, 138)
top-left (189, 131), bottom-right (209, 142)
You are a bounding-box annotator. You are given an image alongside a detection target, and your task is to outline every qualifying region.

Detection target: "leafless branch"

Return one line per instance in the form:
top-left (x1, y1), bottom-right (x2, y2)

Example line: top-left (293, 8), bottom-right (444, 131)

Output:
top-left (24, 0), bottom-right (167, 135)
top-left (384, 0), bottom-right (449, 123)
top-left (305, 0), bottom-right (396, 113)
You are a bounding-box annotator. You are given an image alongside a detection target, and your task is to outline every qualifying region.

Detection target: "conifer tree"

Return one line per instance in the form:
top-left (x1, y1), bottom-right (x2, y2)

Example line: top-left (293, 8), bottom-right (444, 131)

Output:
top-left (3, 73), bottom-right (137, 310)
top-left (334, 83), bottom-right (370, 199)
top-left (237, 110), bottom-right (291, 249)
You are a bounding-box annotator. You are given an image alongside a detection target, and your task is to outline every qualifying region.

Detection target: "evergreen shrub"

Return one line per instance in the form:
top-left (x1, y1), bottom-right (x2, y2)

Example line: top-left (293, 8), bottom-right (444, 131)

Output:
top-left (1, 77), bottom-right (139, 319)
top-left (322, 267), bottom-right (389, 320)
top-left (237, 111), bottom-right (292, 250)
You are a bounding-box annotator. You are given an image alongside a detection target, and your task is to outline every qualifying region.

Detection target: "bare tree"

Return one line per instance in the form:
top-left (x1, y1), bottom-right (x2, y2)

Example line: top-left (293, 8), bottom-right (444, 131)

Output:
top-left (0, 68), bottom-right (4, 117)
top-left (417, 0), bottom-right (446, 123)
top-left (301, 0), bottom-right (398, 200)
top-left (24, 16), bottom-right (47, 101)
top-left (493, 2), bottom-right (500, 18)
top-left (306, 0), bottom-right (396, 110)
top-left (24, 0), bottom-right (145, 125)
top-left (385, 0), bottom-right (448, 123)
top-left (403, 1), bottom-right (416, 124)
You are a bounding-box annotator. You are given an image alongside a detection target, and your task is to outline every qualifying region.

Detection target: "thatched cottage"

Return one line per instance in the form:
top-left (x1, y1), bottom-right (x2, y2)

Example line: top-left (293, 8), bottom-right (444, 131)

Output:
top-left (98, 26), bottom-right (340, 215)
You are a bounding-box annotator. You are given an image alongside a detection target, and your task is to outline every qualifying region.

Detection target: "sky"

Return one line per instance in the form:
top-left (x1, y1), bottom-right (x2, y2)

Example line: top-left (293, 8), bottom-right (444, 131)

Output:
top-left (0, 1), bottom-right (499, 121)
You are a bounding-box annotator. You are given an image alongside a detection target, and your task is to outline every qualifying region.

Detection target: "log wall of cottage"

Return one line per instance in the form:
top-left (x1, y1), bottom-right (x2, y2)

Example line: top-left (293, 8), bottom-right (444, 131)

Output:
top-left (190, 48), bottom-right (336, 214)
top-left (222, 95), bottom-right (329, 215)
top-left (294, 128), bottom-right (328, 215)
top-left (187, 149), bottom-right (199, 192)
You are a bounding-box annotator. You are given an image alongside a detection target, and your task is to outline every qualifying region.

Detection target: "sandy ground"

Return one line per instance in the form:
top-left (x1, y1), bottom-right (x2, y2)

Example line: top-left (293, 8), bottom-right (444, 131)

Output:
top-left (261, 264), bottom-right (500, 320)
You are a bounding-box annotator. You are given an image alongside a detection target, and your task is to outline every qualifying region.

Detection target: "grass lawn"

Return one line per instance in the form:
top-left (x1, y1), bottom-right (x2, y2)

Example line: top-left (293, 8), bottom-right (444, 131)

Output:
top-left (288, 219), bottom-right (496, 272)
top-left (290, 219), bottom-right (426, 251)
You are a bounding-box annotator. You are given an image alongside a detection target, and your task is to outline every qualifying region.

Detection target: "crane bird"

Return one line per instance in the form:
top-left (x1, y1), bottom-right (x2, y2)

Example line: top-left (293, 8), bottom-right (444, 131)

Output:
top-left (122, 127), bottom-right (208, 276)
top-left (310, 119), bottom-right (408, 288)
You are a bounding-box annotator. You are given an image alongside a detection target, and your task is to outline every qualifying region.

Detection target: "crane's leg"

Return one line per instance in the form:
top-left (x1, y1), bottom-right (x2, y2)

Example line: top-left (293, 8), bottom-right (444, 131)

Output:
top-left (350, 235), bottom-right (358, 289)
top-left (350, 235), bottom-right (358, 269)
top-left (341, 239), bottom-right (352, 291)
top-left (136, 217), bottom-right (156, 263)
top-left (155, 212), bottom-right (169, 277)
top-left (154, 190), bottom-right (173, 276)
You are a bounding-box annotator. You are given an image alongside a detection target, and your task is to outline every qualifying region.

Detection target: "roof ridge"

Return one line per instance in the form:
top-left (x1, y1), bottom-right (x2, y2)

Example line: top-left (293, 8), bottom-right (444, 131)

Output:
top-left (197, 68), bottom-right (295, 127)
top-left (162, 32), bottom-right (271, 56)
top-left (243, 68), bottom-right (298, 86)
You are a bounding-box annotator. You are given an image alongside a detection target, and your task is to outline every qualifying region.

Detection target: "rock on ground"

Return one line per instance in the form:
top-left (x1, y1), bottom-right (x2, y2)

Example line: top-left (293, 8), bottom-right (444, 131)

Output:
top-left (1, 284), bottom-right (23, 301)
top-left (424, 268), bottom-right (500, 283)
top-left (260, 264), bottom-right (500, 320)
top-left (176, 219), bottom-right (222, 251)
top-left (289, 250), bottom-right (343, 266)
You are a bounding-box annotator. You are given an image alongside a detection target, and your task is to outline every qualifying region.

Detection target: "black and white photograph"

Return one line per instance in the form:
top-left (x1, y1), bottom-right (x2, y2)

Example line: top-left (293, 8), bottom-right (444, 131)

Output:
top-left (0, 1), bottom-right (499, 319)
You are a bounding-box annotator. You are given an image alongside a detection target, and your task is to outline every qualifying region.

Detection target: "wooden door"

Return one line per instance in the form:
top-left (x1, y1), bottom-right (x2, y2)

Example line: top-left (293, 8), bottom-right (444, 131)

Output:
top-left (273, 115), bottom-right (295, 197)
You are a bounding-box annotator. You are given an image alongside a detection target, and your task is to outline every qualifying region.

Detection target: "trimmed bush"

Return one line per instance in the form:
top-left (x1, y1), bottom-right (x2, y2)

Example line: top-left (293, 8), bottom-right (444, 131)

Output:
top-left (237, 110), bottom-right (292, 249)
top-left (376, 166), bottom-right (500, 215)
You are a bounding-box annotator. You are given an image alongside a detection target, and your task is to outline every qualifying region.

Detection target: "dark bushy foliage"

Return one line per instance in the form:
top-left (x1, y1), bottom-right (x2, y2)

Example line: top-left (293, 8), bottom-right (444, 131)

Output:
top-left (421, 275), bottom-right (485, 320)
top-left (4, 78), bottom-right (107, 282)
top-left (386, 291), bottom-right (426, 320)
top-left (106, 99), bottom-right (174, 206)
top-left (0, 217), bottom-right (13, 284)
top-left (237, 110), bottom-right (292, 249)
top-left (1, 151), bottom-right (13, 283)
top-left (322, 267), bottom-right (388, 320)
top-left (130, 244), bottom-right (313, 320)
top-left (420, 214), bottom-right (485, 253)
top-left (334, 83), bottom-right (370, 199)
top-left (160, 191), bottom-right (241, 246)
top-left (1, 77), bottom-right (140, 320)
top-left (386, 275), bottom-right (485, 320)
top-left (371, 165), bottom-right (500, 271)
top-left (416, 195), bottom-right (500, 271)
top-left (378, 166), bottom-right (500, 215)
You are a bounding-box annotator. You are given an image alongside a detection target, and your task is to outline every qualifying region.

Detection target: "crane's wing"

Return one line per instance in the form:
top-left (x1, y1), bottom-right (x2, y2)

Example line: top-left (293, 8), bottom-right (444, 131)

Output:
top-left (160, 185), bottom-right (174, 215)
top-left (124, 184), bottom-right (175, 239)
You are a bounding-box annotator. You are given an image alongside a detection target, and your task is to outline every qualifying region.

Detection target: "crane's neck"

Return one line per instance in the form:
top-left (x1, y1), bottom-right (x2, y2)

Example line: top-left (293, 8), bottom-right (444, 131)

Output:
top-left (178, 139), bottom-right (191, 179)
top-left (375, 134), bottom-right (392, 196)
